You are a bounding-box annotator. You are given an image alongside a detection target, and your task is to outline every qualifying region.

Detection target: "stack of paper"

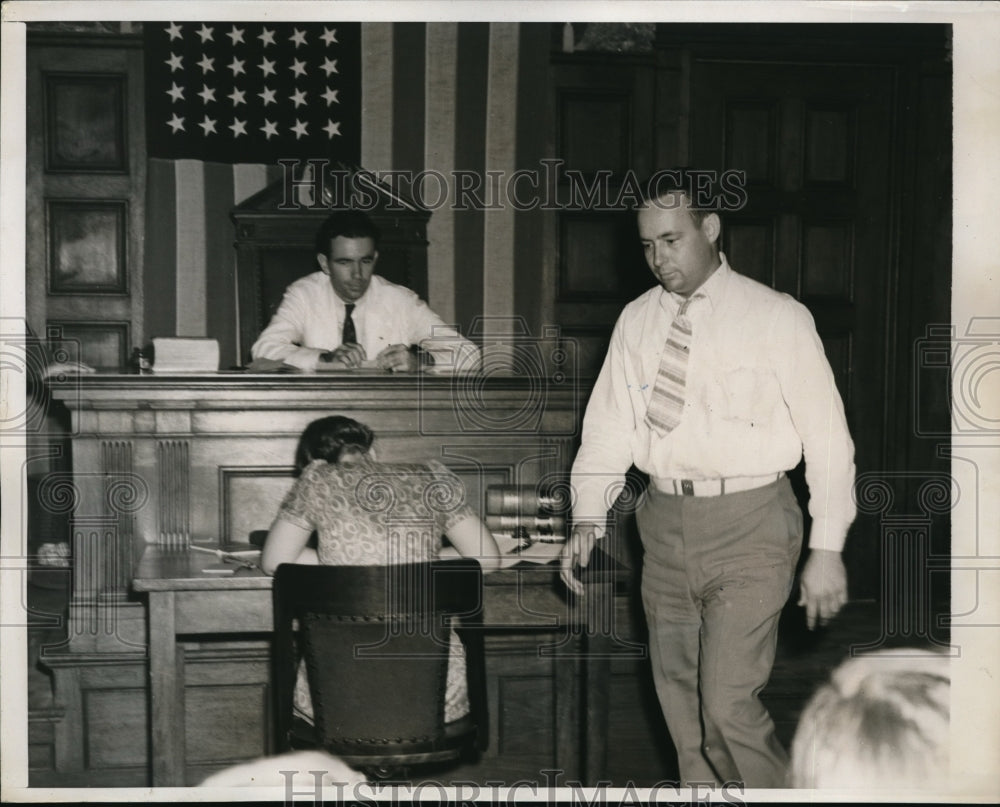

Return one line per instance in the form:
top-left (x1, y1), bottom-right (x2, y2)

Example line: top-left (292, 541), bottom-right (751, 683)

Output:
top-left (151, 338), bottom-right (220, 373)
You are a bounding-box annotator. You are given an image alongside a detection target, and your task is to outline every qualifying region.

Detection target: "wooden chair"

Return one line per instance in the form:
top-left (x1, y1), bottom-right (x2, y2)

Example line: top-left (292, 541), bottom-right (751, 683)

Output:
top-left (272, 559), bottom-right (488, 779)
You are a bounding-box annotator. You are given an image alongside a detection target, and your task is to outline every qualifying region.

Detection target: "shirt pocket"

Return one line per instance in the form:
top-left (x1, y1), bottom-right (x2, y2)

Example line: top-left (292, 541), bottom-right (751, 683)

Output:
top-left (713, 366), bottom-right (779, 424)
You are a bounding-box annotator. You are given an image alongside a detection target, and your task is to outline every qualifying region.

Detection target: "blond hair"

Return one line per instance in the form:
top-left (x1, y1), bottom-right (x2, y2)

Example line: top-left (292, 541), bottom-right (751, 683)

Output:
top-left (789, 649), bottom-right (950, 788)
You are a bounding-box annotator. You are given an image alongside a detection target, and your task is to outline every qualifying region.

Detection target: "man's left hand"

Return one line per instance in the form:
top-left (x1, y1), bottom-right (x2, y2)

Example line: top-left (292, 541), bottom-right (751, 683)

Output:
top-left (375, 344), bottom-right (419, 372)
top-left (798, 548), bottom-right (848, 630)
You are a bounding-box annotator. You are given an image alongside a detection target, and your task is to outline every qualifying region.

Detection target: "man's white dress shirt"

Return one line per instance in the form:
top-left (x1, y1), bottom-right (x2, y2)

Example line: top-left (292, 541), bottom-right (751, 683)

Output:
top-left (251, 272), bottom-right (478, 371)
top-left (571, 255), bottom-right (856, 552)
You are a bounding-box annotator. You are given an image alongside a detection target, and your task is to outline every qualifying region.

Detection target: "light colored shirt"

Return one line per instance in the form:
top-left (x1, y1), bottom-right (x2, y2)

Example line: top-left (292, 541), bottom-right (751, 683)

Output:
top-left (571, 255), bottom-right (856, 552)
top-left (251, 272), bottom-right (479, 371)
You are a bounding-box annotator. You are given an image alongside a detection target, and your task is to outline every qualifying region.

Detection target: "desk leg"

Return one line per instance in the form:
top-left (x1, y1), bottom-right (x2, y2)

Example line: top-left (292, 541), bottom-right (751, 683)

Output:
top-left (554, 638), bottom-right (582, 781)
top-left (584, 581), bottom-right (613, 784)
top-left (585, 643), bottom-right (611, 783)
top-left (148, 591), bottom-right (186, 786)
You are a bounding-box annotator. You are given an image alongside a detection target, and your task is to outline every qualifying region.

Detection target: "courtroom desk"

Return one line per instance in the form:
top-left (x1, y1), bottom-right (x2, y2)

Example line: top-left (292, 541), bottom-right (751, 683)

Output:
top-left (42, 372), bottom-right (584, 785)
top-left (131, 545), bottom-right (623, 787)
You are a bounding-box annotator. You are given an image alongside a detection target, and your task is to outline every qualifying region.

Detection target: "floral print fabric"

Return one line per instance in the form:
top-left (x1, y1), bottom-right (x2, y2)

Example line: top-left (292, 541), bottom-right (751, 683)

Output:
top-left (281, 455), bottom-right (477, 723)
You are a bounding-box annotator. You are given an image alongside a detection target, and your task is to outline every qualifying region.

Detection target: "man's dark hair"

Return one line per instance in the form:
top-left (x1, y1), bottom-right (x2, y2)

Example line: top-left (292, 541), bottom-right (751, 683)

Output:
top-left (314, 210), bottom-right (381, 255)
top-left (637, 168), bottom-right (721, 225)
top-left (295, 415), bottom-right (375, 473)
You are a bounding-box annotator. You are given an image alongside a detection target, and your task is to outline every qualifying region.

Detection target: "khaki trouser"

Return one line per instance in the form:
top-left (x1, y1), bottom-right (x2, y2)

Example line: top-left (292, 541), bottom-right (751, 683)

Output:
top-left (636, 476), bottom-right (803, 788)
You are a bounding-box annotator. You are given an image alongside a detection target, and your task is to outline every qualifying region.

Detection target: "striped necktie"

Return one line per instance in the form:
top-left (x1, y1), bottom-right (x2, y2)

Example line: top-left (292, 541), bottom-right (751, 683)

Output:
top-left (645, 294), bottom-right (703, 435)
top-left (342, 303), bottom-right (357, 345)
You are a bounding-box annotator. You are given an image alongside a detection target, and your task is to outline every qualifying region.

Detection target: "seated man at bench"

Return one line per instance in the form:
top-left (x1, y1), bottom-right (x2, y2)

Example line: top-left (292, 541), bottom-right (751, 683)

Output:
top-left (252, 209), bottom-right (478, 373)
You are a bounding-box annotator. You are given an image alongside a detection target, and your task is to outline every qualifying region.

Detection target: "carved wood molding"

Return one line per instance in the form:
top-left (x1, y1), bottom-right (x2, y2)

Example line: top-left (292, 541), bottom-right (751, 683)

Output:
top-left (100, 440), bottom-right (137, 595)
top-left (70, 516), bottom-right (120, 636)
top-left (157, 440), bottom-right (190, 548)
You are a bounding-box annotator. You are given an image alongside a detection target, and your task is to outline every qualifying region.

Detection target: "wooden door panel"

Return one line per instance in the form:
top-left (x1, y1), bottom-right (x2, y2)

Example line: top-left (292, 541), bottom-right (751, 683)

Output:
top-left (691, 60), bottom-right (895, 595)
top-left (26, 39), bottom-right (146, 369)
top-left (550, 57), bottom-right (657, 376)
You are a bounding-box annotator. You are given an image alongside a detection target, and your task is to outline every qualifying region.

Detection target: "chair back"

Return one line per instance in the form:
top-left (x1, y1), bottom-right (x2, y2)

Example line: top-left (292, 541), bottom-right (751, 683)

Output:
top-left (272, 559), bottom-right (486, 761)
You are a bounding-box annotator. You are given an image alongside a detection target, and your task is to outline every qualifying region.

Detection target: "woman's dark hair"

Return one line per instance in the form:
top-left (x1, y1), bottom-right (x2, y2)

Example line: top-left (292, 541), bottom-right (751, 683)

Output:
top-left (294, 416), bottom-right (374, 473)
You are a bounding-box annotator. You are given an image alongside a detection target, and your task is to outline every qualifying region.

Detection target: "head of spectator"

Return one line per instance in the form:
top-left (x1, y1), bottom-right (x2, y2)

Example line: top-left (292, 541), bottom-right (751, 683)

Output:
top-left (294, 415), bottom-right (374, 475)
top-left (788, 648), bottom-right (950, 789)
top-left (314, 210), bottom-right (382, 303)
top-left (198, 749), bottom-right (365, 788)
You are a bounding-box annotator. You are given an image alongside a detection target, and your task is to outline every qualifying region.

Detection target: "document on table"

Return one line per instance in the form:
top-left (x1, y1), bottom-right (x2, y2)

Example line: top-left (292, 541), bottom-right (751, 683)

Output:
top-left (493, 533), bottom-right (565, 564)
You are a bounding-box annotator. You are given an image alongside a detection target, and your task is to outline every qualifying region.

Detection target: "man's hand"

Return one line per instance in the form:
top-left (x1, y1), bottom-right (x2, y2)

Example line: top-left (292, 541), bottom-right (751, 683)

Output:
top-left (318, 342), bottom-right (366, 369)
top-left (798, 548), bottom-right (848, 630)
top-left (560, 521), bottom-right (600, 596)
top-left (375, 344), bottom-right (419, 373)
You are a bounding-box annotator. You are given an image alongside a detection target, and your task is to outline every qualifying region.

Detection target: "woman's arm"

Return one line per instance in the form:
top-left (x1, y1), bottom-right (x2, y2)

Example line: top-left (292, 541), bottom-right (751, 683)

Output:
top-left (442, 514), bottom-right (502, 573)
top-left (261, 516), bottom-right (318, 575)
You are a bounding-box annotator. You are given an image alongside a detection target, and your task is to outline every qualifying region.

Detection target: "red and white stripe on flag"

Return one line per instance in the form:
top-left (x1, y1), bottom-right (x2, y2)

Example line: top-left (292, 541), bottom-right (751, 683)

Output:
top-left (143, 159), bottom-right (283, 365)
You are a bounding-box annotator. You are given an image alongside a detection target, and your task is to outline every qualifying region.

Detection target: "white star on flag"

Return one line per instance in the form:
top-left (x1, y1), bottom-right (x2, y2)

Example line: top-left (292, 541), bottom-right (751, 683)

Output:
top-left (198, 115), bottom-right (217, 135)
top-left (148, 21), bottom-right (360, 163)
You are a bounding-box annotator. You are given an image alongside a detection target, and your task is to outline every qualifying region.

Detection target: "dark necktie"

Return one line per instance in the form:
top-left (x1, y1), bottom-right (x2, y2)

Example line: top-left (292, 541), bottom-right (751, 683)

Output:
top-left (342, 303), bottom-right (356, 345)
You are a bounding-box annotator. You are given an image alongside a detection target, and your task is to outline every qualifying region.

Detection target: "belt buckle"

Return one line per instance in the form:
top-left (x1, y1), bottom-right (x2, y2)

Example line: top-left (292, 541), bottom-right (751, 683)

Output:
top-left (681, 479), bottom-right (695, 496)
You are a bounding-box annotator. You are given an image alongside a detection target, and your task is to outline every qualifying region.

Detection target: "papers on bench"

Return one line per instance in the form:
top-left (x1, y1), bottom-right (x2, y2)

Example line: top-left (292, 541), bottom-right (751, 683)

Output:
top-left (151, 337), bottom-right (220, 373)
top-left (493, 532), bottom-right (565, 564)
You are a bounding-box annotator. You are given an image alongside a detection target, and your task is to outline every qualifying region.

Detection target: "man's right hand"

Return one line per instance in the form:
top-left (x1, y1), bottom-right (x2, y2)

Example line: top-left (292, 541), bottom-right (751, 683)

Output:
top-left (560, 521), bottom-right (601, 596)
top-left (318, 342), bottom-right (366, 369)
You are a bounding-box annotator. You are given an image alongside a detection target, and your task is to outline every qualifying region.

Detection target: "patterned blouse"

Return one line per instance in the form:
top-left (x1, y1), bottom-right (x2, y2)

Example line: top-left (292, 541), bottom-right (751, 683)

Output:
top-left (279, 455), bottom-right (478, 723)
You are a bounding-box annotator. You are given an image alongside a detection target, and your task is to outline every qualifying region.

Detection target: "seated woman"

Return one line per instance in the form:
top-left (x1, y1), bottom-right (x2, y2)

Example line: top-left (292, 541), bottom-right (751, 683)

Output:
top-left (261, 415), bottom-right (502, 724)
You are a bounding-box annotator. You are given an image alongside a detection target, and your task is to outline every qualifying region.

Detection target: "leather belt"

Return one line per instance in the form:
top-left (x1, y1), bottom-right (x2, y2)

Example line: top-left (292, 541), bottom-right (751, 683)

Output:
top-left (651, 472), bottom-right (784, 497)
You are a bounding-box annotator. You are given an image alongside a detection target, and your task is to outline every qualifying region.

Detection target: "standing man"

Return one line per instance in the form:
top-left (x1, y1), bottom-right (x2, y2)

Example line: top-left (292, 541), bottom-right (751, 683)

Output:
top-left (252, 210), bottom-right (478, 372)
top-left (561, 175), bottom-right (856, 788)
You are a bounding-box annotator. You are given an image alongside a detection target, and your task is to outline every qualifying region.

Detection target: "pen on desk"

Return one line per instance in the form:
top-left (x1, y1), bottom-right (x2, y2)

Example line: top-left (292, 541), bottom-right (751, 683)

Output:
top-left (191, 544), bottom-right (261, 572)
top-left (190, 544), bottom-right (260, 557)
top-left (190, 544), bottom-right (226, 560)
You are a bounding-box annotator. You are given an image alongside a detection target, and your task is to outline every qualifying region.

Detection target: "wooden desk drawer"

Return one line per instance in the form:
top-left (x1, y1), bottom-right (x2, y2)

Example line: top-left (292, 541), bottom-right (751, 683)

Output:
top-left (174, 590), bottom-right (272, 634)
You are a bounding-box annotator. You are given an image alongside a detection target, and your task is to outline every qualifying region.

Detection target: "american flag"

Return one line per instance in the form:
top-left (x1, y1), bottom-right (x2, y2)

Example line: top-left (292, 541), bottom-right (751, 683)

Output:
top-left (144, 21), bottom-right (361, 163)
